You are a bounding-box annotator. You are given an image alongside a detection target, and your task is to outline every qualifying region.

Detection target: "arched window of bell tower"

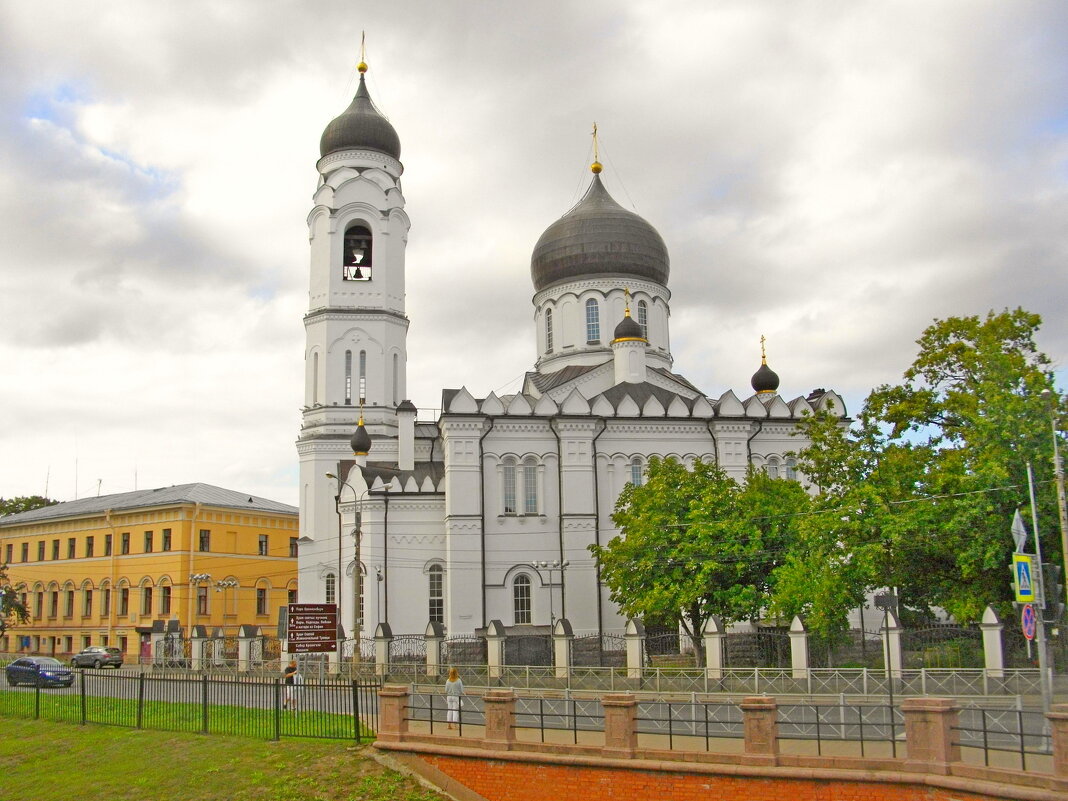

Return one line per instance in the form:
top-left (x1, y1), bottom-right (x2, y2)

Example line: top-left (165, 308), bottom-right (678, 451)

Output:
top-left (343, 223), bottom-right (373, 281)
top-left (344, 350), bottom-right (352, 405)
top-left (312, 352), bottom-right (319, 405)
top-left (359, 350), bottom-right (367, 404)
top-left (545, 308), bottom-right (553, 353)
top-left (392, 354), bottom-right (399, 406)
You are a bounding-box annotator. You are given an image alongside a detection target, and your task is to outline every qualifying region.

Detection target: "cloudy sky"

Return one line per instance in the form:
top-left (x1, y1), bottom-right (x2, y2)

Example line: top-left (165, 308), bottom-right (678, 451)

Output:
top-left (1, 1), bottom-right (1065, 507)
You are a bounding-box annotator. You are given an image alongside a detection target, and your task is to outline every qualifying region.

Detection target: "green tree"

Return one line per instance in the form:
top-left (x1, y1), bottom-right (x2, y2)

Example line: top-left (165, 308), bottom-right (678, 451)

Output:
top-left (774, 309), bottom-right (1063, 629)
top-left (0, 495), bottom-right (57, 516)
top-left (592, 457), bottom-right (809, 661)
top-left (863, 308), bottom-right (1062, 620)
top-left (0, 562), bottom-right (29, 637)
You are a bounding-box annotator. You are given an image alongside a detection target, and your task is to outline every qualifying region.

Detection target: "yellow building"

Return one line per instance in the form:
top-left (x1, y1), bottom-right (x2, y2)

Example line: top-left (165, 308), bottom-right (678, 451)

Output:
top-left (0, 484), bottom-right (298, 661)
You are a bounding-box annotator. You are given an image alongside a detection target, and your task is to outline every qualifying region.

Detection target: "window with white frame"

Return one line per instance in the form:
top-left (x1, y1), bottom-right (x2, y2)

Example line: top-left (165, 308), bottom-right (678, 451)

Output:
top-left (325, 573), bottom-right (336, 605)
top-left (428, 564), bottom-right (444, 623)
top-left (585, 299), bottom-right (600, 343)
top-left (523, 457), bottom-right (538, 514)
top-left (502, 459), bottom-right (517, 514)
top-left (513, 574), bottom-right (532, 624)
top-left (637, 300), bottom-right (648, 339)
top-left (545, 308), bottom-right (553, 352)
top-left (358, 351), bottom-right (367, 404)
top-left (765, 456), bottom-right (780, 479)
top-left (630, 456), bottom-right (643, 486)
top-left (345, 350), bottom-right (353, 405)
top-left (785, 457), bottom-right (798, 481)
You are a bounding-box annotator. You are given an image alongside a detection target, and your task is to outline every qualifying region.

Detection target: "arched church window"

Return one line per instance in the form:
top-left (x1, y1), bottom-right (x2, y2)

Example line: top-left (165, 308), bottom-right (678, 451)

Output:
top-left (325, 573), bottom-right (336, 605)
top-left (637, 300), bottom-right (648, 339)
top-left (585, 299), bottom-right (600, 343)
top-left (785, 457), bottom-right (798, 481)
top-left (545, 309), bottom-right (553, 352)
top-left (392, 354), bottom-right (399, 406)
top-left (312, 353), bottom-right (319, 405)
top-left (428, 564), bottom-right (444, 623)
top-left (343, 223), bottom-right (373, 281)
top-left (359, 351), bottom-right (367, 405)
top-left (502, 459), bottom-right (517, 515)
top-left (765, 456), bottom-right (780, 479)
top-left (630, 457), bottom-right (643, 486)
top-left (513, 574), bottom-right (532, 624)
top-left (345, 350), bottom-right (352, 405)
top-left (523, 457), bottom-right (538, 515)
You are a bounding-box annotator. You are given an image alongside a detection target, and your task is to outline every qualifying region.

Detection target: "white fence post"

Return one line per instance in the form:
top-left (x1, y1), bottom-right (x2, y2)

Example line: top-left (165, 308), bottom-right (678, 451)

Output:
top-left (553, 619), bottom-right (573, 680)
top-left (702, 616), bottom-right (724, 681)
top-left (980, 604), bottom-right (1005, 679)
top-left (625, 619), bottom-right (645, 680)
top-left (789, 615), bottom-right (809, 680)
top-left (486, 620), bottom-right (506, 679)
top-left (424, 621), bottom-right (444, 678)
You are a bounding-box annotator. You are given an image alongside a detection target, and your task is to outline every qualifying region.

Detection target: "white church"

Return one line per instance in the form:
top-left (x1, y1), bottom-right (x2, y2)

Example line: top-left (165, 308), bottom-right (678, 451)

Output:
top-left (295, 61), bottom-right (846, 642)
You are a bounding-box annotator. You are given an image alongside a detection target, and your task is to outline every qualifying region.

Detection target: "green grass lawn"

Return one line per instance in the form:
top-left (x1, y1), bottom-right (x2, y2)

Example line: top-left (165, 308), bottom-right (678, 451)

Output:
top-left (0, 717), bottom-right (445, 801)
top-left (0, 687), bottom-right (370, 739)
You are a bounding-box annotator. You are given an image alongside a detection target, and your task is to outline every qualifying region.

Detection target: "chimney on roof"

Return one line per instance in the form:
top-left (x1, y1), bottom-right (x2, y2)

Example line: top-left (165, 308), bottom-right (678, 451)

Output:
top-left (397, 400), bottom-right (416, 471)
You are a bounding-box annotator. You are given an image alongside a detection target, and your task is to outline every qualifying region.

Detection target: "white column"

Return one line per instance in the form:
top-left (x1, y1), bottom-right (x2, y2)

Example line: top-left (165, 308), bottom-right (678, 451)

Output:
top-left (486, 620), bottom-right (506, 679)
top-left (553, 619), bottom-right (574, 680)
top-left (625, 619), bottom-right (645, 679)
top-left (980, 604), bottom-right (1005, 679)
top-left (788, 615), bottom-right (809, 680)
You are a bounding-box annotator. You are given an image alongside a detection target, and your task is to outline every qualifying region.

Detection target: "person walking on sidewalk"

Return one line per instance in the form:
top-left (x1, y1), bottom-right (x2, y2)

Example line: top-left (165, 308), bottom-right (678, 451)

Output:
top-left (444, 667), bottom-right (464, 730)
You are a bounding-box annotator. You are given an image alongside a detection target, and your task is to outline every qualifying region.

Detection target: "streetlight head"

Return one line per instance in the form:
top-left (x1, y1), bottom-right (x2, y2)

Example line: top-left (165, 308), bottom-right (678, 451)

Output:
top-left (326, 472), bottom-right (337, 479)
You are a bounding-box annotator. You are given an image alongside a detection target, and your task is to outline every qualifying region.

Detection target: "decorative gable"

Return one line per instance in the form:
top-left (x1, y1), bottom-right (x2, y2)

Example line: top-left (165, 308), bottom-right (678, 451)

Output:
top-left (480, 392), bottom-right (505, 415)
top-left (560, 388), bottom-right (591, 415)
top-left (715, 390), bottom-right (745, 417)
top-left (447, 387), bottom-right (478, 413)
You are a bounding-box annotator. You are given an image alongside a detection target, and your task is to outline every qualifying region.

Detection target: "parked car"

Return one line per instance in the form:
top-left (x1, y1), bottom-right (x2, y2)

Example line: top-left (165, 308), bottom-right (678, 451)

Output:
top-left (5, 657), bottom-right (75, 687)
top-left (70, 646), bottom-right (124, 669)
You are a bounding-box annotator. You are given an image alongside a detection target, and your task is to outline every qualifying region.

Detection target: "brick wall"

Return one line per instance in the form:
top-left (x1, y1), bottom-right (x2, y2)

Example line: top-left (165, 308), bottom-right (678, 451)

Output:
top-left (413, 751), bottom-right (1020, 801)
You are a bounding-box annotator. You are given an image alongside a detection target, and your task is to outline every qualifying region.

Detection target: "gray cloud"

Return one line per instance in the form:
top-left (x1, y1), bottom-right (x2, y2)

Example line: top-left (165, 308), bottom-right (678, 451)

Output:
top-left (1, 0), bottom-right (1066, 505)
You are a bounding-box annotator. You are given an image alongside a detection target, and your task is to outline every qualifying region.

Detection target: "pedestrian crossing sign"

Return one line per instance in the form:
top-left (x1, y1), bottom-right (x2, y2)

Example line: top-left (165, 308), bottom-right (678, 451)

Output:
top-left (1013, 554), bottom-right (1036, 603)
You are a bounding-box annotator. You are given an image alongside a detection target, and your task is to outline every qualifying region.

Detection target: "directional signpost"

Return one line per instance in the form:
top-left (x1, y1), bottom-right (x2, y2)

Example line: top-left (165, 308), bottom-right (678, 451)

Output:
top-left (286, 603), bottom-right (338, 654)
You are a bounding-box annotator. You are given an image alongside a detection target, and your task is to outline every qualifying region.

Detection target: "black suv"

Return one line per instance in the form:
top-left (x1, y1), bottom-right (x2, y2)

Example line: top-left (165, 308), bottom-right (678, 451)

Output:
top-left (70, 646), bottom-right (124, 669)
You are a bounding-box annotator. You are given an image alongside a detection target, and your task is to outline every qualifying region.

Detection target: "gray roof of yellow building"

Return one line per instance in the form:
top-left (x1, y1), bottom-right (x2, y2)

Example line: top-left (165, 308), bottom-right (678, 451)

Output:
top-left (0, 483), bottom-right (297, 526)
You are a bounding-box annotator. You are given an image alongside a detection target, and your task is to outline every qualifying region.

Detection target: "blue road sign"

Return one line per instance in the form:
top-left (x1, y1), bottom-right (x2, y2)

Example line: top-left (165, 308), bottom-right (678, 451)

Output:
top-left (1013, 554), bottom-right (1036, 603)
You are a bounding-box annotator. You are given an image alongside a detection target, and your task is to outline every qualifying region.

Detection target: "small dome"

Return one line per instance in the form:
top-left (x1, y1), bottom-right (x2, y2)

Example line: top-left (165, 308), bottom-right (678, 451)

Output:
top-left (350, 421), bottom-right (372, 455)
top-left (531, 174), bottom-right (669, 293)
top-left (751, 362), bottom-right (780, 394)
top-left (613, 313), bottom-right (644, 341)
top-left (320, 75), bottom-right (401, 160)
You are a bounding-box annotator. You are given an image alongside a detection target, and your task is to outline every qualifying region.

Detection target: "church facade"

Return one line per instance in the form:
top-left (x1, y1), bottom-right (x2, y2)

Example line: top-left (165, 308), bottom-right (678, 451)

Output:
top-left (295, 62), bottom-right (845, 641)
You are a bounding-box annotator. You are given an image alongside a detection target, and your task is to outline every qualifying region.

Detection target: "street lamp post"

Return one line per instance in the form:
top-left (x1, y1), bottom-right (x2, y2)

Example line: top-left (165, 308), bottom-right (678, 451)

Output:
top-left (535, 560), bottom-right (569, 627)
top-left (1040, 389), bottom-right (1068, 611)
top-left (325, 473), bottom-right (368, 648)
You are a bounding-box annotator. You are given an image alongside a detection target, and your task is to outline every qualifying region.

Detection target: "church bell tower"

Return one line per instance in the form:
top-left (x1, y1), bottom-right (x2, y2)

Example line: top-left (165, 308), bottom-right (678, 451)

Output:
top-left (296, 57), bottom-right (410, 550)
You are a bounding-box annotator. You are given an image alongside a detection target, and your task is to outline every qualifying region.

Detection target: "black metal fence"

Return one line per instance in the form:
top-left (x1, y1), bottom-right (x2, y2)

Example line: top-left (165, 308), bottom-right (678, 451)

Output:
top-left (778, 702), bottom-right (903, 757)
top-left (953, 707), bottom-right (1052, 771)
top-left (0, 668), bottom-right (380, 742)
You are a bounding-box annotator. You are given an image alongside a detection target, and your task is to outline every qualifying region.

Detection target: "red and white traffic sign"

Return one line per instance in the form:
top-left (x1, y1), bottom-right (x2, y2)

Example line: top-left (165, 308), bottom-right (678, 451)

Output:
top-left (1021, 603), bottom-right (1037, 641)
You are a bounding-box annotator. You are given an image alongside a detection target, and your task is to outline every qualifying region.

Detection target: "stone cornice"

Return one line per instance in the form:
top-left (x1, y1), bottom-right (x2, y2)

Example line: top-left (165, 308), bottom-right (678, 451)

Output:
top-left (304, 307), bottom-right (410, 326)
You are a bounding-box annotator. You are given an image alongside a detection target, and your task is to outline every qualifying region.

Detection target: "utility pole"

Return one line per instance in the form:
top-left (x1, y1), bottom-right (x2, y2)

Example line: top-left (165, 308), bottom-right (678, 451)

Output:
top-left (1026, 462), bottom-right (1053, 714)
top-left (1040, 389), bottom-right (1068, 612)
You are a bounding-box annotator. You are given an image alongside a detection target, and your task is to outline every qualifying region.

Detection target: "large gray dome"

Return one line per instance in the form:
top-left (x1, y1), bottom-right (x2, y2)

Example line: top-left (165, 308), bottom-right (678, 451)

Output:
top-left (531, 174), bottom-right (669, 293)
top-left (320, 75), bottom-right (401, 160)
